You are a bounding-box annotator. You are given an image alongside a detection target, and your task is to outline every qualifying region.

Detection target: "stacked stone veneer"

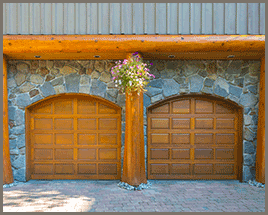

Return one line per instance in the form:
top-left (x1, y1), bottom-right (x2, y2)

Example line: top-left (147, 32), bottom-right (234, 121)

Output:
top-left (7, 59), bottom-right (260, 182)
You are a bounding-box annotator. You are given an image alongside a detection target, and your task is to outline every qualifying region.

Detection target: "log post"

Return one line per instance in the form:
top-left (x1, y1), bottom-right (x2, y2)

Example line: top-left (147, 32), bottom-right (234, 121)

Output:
top-left (3, 55), bottom-right (14, 184)
top-left (255, 56), bottom-right (265, 184)
top-left (121, 53), bottom-right (147, 186)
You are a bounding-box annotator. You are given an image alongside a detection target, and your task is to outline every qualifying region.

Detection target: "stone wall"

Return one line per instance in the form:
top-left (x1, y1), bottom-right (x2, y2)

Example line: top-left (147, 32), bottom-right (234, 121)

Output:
top-left (7, 59), bottom-right (260, 182)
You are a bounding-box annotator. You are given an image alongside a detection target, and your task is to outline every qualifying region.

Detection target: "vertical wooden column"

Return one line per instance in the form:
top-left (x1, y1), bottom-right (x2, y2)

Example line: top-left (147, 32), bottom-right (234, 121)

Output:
top-left (121, 91), bottom-right (147, 186)
top-left (256, 56), bottom-right (265, 184)
top-left (3, 55), bottom-right (14, 184)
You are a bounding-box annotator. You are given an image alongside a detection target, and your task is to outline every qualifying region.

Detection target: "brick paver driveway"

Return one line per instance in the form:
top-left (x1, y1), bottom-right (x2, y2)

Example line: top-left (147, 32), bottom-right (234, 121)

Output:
top-left (3, 180), bottom-right (265, 212)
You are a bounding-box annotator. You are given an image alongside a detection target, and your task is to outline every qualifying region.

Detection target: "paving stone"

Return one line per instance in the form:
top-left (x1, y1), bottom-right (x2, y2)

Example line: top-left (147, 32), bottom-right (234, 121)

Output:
top-left (242, 166), bottom-right (255, 181)
top-left (229, 85), bottom-right (242, 98)
top-left (163, 79), bottom-right (180, 97)
top-left (105, 93), bottom-right (116, 103)
top-left (183, 61), bottom-right (206, 76)
top-left (65, 73), bottom-right (80, 93)
top-left (50, 68), bottom-right (60, 76)
top-left (239, 93), bottom-right (258, 107)
top-left (90, 79), bottom-right (106, 98)
top-left (251, 115), bottom-right (258, 125)
top-left (19, 82), bottom-right (35, 93)
top-left (190, 75), bottom-right (203, 93)
top-left (244, 74), bottom-right (258, 86)
top-left (214, 77), bottom-right (229, 93)
top-left (173, 76), bottom-right (186, 84)
top-left (248, 61), bottom-right (261, 76)
top-left (10, 125), bottom-right (25, 135)
top-left (14, 73), bottom-right (26, 86)
top-left (39, 60), bottom-right (46, 68)
top-left (201, 87), bottom-right (213, 94)
top-left (16, 93), bottom-right (30, 108)
top-left (244, 154), bottom-right (256, 166)
top-left (10, 148), bottom-right (19, 155)
top-left (67, 61), bottom-right (83, 71)
top-left (9, 139), bottom-right (17, 149)
top-left (47, 60), bottom-right (54, 69)
top-left (244, 141), bottom-right (255, 154)
top-left (144, 87), bottom-right (162, 97)
top-left (244, 107), bottom-right (251, 115)
top-left (40, 82), bottom-right (56, 97)
top-left (51, 77), bottom-right (64, 86)
top-left (198, 70), bottom-right (207, 78)
top-left (36, 67), bottom-right (50, 76)
top-left (91, 71), bottom-right (101, 79)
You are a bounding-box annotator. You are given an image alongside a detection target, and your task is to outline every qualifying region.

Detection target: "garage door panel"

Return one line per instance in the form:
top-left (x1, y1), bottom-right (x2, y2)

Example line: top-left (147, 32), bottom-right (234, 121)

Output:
top-left (151, 118), bottom-right (169, 129)
top-left (171, 164), bottom-right (190, 174)
top-left (151, 134), bottom-right (169, 144)
top-left (171, 149), bottom-right (190, 159)
top-left (150, 164), bottom-right (169, 174)
top-left (195, 134), bottom-right (213, 144)
top-left (172, 118), bottom-right (190, 129)
top-left (34, 149), bottom-right (53, 160)
top-left (171, 134), bottom-right (190, 144)
top-left (98, 164), bottom-right (117, 175)
top-left (216, 134), bottom-right (235, 144)
top-left (195, 149), bottom-right (214, 159)
top-left (150, 149), bottom-right (169, 159)
top-left (99, 134), bottom-right (117, 145)
top-left (55, 164), bottom-right (74, 174)
top-left (78, 134), bottom-right (97, 145)
top-left (77, 148), bottom-right (96, 160)
top-left (216, 118), bottom-right (235, 129)
top-left (194, 164), bottom-right (213, 174)
top-left (77, 119), bottom-right (96, 130)
top-left (55, 134), bottom-right (74, 145)
top-left (34, 118), bottom-right (53, 130)
top-left (34, 164), bottom-right (53, 174)
top-left (55, 149), bottom-right (73, 160)
top-left (78, 164), bottom-right (97, 174)
top-left (172, 100), bottom-right (190, 114)
top-left (195, 118), bottom-right (213, 129)
top-left (54, 119), bottom-right (73, 130)
top-left (215, 103), bottom-right (233, 114)
top-left (215, 149), bottom-right (235, 160)
top-left (77, 100), bottom-right (96, 114)
top-left (33, 134), bottom-right (53, 144)
top-left (99, 148), bottom-right (117, 160)
top-left (99, 118), bottom-right (117, 130)
top-left (99, 104), bottom-right (117, 114)
top-left (54, 100), bottom-right (73, 114)
top-left (214, 164), bottom-right (234, 174)
top-left (33, 103), bottom-right (52, 114)
top-left (195, 100), bottom-right (213, 114)
top-left (151, 103), bottom-right (169, 114)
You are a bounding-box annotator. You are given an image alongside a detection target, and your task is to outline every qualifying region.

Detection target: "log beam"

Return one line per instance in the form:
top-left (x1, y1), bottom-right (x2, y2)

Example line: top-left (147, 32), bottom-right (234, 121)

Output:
top-left (256, 56), bottom-right (265, 184)
top-left (3, 55), bottom-right (14, 184)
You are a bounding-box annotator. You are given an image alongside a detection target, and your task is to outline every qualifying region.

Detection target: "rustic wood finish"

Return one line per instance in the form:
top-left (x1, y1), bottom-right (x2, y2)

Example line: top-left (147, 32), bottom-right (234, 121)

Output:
top-left (147, 95), bottom-right (243, 180)
top-left (26, 94), bottom-right (121, 180)
top-left (121, 91), bottom-right (147, 186)
top-left (3, 35), bottom-right (265, 60)
top-left (3, 55), bottom-right (14, 184)
top-left (256, 57), bottom-right (265, 184)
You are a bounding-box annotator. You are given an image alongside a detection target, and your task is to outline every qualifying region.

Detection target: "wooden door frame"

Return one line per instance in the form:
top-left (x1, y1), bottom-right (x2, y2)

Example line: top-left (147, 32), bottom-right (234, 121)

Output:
top-left (146, 93), bottom-right (244, 182)
top-left (25, 93), bottom-right (122, 181)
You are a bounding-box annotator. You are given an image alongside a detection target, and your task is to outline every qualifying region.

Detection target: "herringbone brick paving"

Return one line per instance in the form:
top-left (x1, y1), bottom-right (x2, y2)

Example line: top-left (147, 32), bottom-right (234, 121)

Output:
top-left (3, 180), bottom-right (265, 212)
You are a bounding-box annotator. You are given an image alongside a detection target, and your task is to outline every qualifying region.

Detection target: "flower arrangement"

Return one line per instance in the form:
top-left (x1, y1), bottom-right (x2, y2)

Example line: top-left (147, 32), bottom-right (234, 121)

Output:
top-left (111, 52), bottom-right (155, 95)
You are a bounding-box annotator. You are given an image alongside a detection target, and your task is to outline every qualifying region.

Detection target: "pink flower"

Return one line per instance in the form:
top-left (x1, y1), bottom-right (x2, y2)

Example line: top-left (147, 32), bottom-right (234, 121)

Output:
top-left (112, 77), bottom-right (115, 80)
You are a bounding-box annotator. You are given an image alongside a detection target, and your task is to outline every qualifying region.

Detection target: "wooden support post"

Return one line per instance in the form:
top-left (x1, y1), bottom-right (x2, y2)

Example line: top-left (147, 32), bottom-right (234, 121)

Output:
top-left (256, 56), bottom-right (265, 184)
top-left (3, 55), bottom-right (14, 184)
top-left (121, 52), bottom-right (147, 186)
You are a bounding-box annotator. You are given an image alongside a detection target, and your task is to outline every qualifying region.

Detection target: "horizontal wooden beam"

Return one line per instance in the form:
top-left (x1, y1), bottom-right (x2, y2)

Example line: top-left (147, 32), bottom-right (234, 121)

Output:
top-left (3, 35), bottom-right (265, 60)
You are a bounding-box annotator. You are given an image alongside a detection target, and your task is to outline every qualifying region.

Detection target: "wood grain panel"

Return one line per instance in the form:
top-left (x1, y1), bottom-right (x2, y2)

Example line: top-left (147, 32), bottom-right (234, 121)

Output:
top-left (99, 118), bottom-right (117, 130)
top-left (150, 164), bottom-right (169, 174)
top-left (99, 148), bottom-right (117, 160)
top-left (151, 134), bottom-right (169, 144)
top-left (195, 118), bottom-right (213, 129)
top-left (55, 164), bottom-right (74, 174)
top-left (216, 118), bottom-right (235, 129)
top-left (34, 149), bottom-right (53, 160)
top-left (172, 100), bottom-right (190, 114)
top-left (54, 119), bottom-right (73, 130)
top-left (77, 148), bottom-right (96, 160)
top-left (171, 164), bottom-right (190, 174)
top-left (78, 134), bottom-right (96, 145)
top-left (55, 134), bottom-right (74, 145)
top-left (77, 100), bottom-right (96, 114)
top-left (195, 100), bottom-right (213, 113)
top-left (55, 149), bottom-right (73, 160)
top-left (34, 134), bottom-right (52, 144)
top-left (214, 164), bottom-right (234, 174)
top-left (77, 119), bottom-right (96, 130)
top-left (34, 164), bottom-right (53, 174)
top-left (99, 134), bottom-right (117, 145)
top-left (215, 149), bottom-right (234, 159)
top-left (98, 164), bottom-right (117, 175)
top-left (151, 118), bottom-right (169, 129)
top-left (35, 118), bottom-right (53, 130)
top-left (216, 134), bottom-right (235, 144)
top-left (151, 103), bottom-right (170, 114)
top-left (33, 103), bottom-right (52, 114)
top-left (172, 134), bottom-right (190, 144)
top-left (99, 104), bottom-right (117, 114)
top-left (195, 134), bottom-right (213, 144)
top-left (195, 149), bottom-right (214, 159)
top-left (150, 149), bottom-right (169, 159)
top-left (194, 164), bottom-right (213, 174)
top-left (172, 118), bottom-right (190, 129)
top-left (171, 149), bottom-right (190, 159)
top-left (77, 164), bottom-right (96, 174)
top-left (54, 100), bottom-right (73, 114)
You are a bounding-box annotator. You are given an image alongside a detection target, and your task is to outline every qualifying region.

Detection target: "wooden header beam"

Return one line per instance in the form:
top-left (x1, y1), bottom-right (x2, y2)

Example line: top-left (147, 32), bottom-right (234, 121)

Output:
top-left (3, 35), bottom-right (265, 60)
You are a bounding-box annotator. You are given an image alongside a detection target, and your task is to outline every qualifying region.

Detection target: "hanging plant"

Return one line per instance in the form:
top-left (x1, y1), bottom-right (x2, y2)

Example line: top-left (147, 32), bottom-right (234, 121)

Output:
top-left (111, 52), bottom-right (155, 95)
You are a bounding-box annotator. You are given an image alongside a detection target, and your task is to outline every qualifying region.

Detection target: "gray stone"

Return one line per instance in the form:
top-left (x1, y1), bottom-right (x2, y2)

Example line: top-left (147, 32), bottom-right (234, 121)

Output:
top-left (40, 82), bottom-right (56, 97)
top-left (8, 106), bottom-right (16, 121)
top-left (244, 115), bottom-right (252, 125)
top-left (105, 93), bottom-right (116, 103)
top-left (99, 72), bottom-right (112, 83)
top-left (251, 115), bottom-right (258, 125)
top-left (15, 109), bottom-right (25, 126)
top-left (16, 93), bottom-right (30, 108)
top-left (17, 134), bottom-right (25, 149)
top-left (244, 107), bottom-right (251, 115)
top-left (249, 61), bottom-right (261, 76)
top-left (201, 87), bottom-right (213, 94)
top-left (160, 69), bottom-right (177, 79)
top-left (235, 78), bottom-right (244, 88)
top-left (173, 76), bottom-right (186, 84)
top-left (50, 68), bottom-right (60, 76)
top-left (227, 94), bottom-right (240, 105)
top-left (247, 85), bottom-right (258, 94)
top-left (13, 168), bottom-right (26, 182)
top-left (226, 61), bottom-right (243, 74)
top-left (241, 67), bottom-right (249, 76)
top-left (67, 61), bottom-right (83, 71)
top-left (8, 65), bottom-right (17, 79)
top-left (14, 72), bottom-right (26, 86)
top-left (229, 85), bottom-right (242, 98)
top-left (51, 77), bottom-right (64, 86)
top-left (162, 79), bottom-right (180, 97)
top-left (147, 79), bottom-right (164, 88)
top-left (204, 78), bottom-right (215, 87)
top-left (156, 61), bottom-right (166, 71)
top-left (20, 147), bottom-right (26, 155)
top-left (39, 60), bottom-right (46, 68)
top-left (91, 71), bottom-right (101, 79)
top-left (151, 94), bottom-right (163, 103)
top-left (54, 85), bottom-right (66, 94)
top-left (8, 78), bottom-right (17, 88)
top-left (31, 94), bottom-right (43, 104)
top-left (183, 61), bottom-right (205, 76)
top-left (144, 93), bottom-right (151, 107)
top-left (19, 82), bottom-right (35, 93)
top-left (30, 61), bottom-right (39, 70)
top-left (214, 85), bottom-right (228, 98)
top-left (198, 70), bottom-right (207, 78)
top-left (107, 81), bottom-right (117, 88)
top-left (107, 89), bottom-right (119, 98)
top-left (166, 61), bottom-right (179, 70)
top-left (79, 85), bottom-right (90, 94)
top-left (190, 75), bottom-right (203, 93)
top-left (36, 67), bottom-right (50, 76)
top-left (239, 93), bottom-right (258, 107)
top-left (17, 63), bottom-right (29, 73)
top-left (214, 77), bottom-right (229, 93)
top-left (243, 166), bottom-right (255, 182)
top-left (144, 87), bottom-right (162, 97)
top-left (117, 94), bottom-right (125, 107)
top-left (94, 61), bottom-right (106, 73)
top-left (244, 141), bottom-right (255, 154)
top-left (244, 154), bottom-right (256, 166)
top-left (47, 60), bottom-right (54, 69)
top-left (244, 127), bottom-right (256, 141)
top-left (54, 61), bottom-right (65, 69)
top-left (65, 73), bottom-right (80, 93)
top-left (45, 74), bottom-right (56, 82)
top-left (206, 61), bottom-right (217, 75)
top-left (30, 74), bottom-right (44, 85)
top-left (12, 155), bottom-right (26, 169)
top-left (10, 148), bottom-right (19, 155)
top-left (90, 79), bottom-right (107, 98)
top-left (29, 89), bottom-right (39, 98)
top-left (80, 75), bottom-right (90, 86)
top-left (59, 66), bottom-right (77, 75)
top-left (10, 125), bottom-right (25, 135)
top-left (9, 139), bottom-right (17, 149)
top-left (244, 74), bottom-right (258, 86)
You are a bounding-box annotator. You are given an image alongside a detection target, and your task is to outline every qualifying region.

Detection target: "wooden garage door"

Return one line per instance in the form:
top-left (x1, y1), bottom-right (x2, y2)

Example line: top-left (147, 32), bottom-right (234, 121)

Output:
top-left (27, 94), bottom-right (121, 180)
top-left (147, 95), bottom-right (242, 180)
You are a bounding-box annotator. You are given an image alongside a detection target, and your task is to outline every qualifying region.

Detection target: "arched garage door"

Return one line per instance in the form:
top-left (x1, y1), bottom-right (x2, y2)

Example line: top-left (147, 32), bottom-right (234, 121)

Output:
top-left (26, 94), bottom-right (121, 180)
top-left (147, 95), bottom-right (242, 180)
